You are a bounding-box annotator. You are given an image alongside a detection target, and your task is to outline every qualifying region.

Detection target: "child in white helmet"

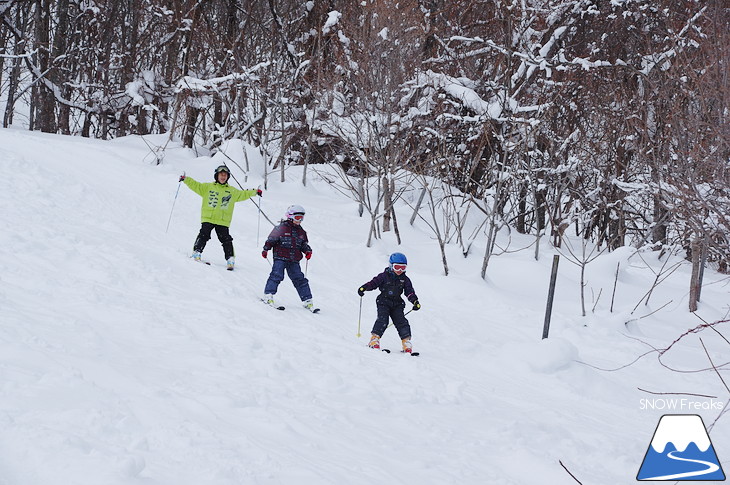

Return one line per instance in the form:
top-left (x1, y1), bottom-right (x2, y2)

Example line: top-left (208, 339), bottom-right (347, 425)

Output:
top-left (261, 205), bottom-right (318, 312)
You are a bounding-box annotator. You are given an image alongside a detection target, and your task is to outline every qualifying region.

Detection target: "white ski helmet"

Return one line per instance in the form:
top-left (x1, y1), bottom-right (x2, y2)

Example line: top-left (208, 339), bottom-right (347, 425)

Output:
top-left (286, 204), bottom-right (306, 220)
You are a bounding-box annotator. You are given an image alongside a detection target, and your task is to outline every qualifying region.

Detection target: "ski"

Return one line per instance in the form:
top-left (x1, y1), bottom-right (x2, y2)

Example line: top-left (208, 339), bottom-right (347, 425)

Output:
top-left (374, 348), bottom-right (418, 356)
top-left (190, 257), bottom-right (236, 271)
top-left (261, 299), bottom-right (285, 311)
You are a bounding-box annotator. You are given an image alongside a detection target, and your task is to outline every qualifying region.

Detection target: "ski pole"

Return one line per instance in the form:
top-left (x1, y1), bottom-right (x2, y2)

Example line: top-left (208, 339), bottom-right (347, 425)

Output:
top-left (256, 185), bottom-right (262, 247)
top-left (166, 173), bottom-right (184, 233)
top-left (250, 197), bottom-right (276, 226)
top-left (357, 297), bottom-right (363, 338)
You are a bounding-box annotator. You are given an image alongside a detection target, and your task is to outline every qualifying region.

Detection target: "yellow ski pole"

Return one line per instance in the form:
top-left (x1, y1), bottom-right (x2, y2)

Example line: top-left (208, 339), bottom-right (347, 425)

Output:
top-left (357, 296), bottom-right (363, 338)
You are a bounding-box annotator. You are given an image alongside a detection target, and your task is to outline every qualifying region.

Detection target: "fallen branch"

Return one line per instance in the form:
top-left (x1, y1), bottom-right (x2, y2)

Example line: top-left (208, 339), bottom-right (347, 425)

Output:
top-left (559, 460), bottom-right (583, 484)
top-left (637, 388), bottom-right (717, 399)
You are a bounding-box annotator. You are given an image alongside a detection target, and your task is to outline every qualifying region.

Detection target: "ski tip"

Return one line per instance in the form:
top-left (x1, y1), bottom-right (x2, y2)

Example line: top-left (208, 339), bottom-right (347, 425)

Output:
top-left (381, 348), bottom-right (391, 353)
top-left (261, 299), bottom-right (285, 310)
top-left (312, 308), bottom-right (320, 313)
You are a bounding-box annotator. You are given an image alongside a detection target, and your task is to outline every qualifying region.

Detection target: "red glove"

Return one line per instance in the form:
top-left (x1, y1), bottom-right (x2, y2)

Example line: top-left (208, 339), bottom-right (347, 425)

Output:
top-left (262, 250), bottom-right (268, 258)
top-left (179, 174), bottom-right (186, 182)
top-left (305, 251), bottom-right (312, 260)
top-left (256, 189), bottom-right (263, 197)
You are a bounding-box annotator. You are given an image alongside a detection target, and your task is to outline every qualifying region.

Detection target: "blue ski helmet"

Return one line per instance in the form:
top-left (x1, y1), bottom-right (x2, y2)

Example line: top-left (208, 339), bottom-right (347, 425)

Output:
top-left (389, 252), bottom-right (407, 265)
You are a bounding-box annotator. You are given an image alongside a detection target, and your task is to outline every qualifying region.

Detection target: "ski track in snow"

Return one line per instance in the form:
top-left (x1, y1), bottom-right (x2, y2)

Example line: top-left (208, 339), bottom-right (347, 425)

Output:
top-left (1, 128), bottom-right (729, 484)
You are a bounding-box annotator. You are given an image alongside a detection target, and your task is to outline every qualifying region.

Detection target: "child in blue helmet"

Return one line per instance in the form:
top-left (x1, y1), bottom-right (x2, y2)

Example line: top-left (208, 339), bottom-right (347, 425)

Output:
top-left (357, 252), bottom-right (421, 353)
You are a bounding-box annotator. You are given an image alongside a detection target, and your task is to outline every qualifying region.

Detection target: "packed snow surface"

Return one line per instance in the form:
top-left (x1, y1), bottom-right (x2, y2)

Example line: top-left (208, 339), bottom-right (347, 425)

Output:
top-left (0, 128), bottom-right (728, 484)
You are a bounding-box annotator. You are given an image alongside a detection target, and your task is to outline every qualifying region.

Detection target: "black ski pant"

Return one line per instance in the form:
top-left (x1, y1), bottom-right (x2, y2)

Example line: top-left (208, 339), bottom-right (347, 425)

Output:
top-left (193, 222), bottom-right (234, 260)
top-left (371, 297), bottom-right (411, 340)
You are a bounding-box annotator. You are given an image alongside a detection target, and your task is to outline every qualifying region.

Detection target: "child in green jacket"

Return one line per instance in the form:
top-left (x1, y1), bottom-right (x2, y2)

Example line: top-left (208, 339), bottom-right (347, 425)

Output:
top-left (179, 165), bottom-right (261, 270)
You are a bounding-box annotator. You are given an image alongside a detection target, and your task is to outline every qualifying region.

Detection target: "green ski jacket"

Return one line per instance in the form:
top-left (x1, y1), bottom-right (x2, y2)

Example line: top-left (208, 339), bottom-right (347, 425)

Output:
top-left (183, 177), bottom-right (257, 227)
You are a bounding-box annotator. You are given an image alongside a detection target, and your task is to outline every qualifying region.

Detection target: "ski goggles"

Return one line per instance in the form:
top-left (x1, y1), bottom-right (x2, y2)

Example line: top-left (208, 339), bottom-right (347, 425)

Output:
top-left (392, 263), bottom-right (407, 271)
top-left (291, 214), bottom-right (305, 221)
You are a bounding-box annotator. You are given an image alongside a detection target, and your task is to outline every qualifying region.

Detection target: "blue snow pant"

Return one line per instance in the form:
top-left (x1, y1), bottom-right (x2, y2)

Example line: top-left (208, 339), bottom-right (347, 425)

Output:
top-left (264, 259), bottom-right (312, 301)
top-left (371, 296), bottom-right (411, 340)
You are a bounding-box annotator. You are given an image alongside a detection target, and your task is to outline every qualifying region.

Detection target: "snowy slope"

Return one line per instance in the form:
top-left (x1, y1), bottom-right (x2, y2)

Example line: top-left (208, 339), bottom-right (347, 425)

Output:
top-left (0, 127), bottom-right (728, 485)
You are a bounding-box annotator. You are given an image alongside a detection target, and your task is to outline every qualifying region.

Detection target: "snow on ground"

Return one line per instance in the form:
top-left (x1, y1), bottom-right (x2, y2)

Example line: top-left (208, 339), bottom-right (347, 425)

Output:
top-left (0, 127), bottom-right (728, 484)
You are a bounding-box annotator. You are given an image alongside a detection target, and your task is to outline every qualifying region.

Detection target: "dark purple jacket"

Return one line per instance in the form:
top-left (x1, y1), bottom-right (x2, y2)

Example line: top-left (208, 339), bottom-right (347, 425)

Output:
top-left (263, 220), bottom-right (311, 262)
top-left (362, 267), bottom-right (418, 304)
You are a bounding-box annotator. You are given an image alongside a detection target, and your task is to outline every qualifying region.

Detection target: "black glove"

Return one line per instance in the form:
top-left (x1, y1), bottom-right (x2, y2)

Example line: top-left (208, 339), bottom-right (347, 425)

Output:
top-left (357, 287), bottom-right (365, 297)
top-left (412, 300), bottom-right (421, 311)
top-left (179, 174), bottom-right (186, 182)
top-left (256, 189), bottom-right (263, 197)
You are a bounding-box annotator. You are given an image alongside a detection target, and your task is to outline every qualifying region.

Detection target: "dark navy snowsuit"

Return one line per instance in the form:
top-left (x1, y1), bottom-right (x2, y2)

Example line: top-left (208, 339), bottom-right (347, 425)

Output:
top-left (361, 267), bottom-right (418, 340)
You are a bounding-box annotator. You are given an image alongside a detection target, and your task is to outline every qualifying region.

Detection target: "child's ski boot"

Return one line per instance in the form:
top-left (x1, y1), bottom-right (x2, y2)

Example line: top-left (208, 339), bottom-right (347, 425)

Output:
top-left (368, 334), bottom-right (381, 349)
top-left (226, 257), bottom-right (235, 271)
top-left (302, 299), bottom-right (320, 313)
top-left (401, 338), bottom-right (413, 354)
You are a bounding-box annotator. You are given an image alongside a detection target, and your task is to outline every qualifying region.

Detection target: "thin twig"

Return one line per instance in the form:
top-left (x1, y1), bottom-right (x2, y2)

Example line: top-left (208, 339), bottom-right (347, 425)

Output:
top-left (636, 300), bottom-right (673, 320)
top-left (637, 388), bottom-right (717, 399)
top-left (699, 338), bottom-right (730, 394)
top-left (559, 460), bottom-right (583, 484)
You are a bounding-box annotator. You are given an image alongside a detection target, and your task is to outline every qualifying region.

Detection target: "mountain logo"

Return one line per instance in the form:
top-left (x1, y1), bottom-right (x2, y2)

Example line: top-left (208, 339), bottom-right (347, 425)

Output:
top-left (637, 414), bottom-right (725, 481)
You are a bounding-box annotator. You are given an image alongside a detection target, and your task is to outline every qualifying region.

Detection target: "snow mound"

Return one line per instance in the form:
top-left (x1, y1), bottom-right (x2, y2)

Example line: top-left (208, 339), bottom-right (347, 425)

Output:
top-left (524, 338), bottom-right (579, 373)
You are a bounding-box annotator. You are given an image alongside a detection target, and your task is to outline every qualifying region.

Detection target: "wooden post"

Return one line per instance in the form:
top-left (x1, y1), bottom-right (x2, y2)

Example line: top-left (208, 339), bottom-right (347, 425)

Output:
top-left (689, 238), bottom-right (700, 312)
top-left (542, 255), bottom-right (560, 339)
top-left (697, 237), bottom-right (707, 303)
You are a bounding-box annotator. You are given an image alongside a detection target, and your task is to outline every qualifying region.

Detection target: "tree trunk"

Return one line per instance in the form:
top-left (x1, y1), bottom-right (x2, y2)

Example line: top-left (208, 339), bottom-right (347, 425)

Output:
top-left (382, 176), bottom-right (392, 232)
top-left (34, 0), bottom-right (56, 133)
top-left (652, 195), bottom-right (668, 246)
top-left (516, 182), bottom-right (527, 234)
top-left (3, 53), bottom-right (22, 128)
top-left (183, 105), bottom-right (198, 148)
top-left (390, 179), bottom-right (402, 245)
top-left (536, 187), bottom-right (547, 233)
top-left (52, 0), bottom-right (70, 134)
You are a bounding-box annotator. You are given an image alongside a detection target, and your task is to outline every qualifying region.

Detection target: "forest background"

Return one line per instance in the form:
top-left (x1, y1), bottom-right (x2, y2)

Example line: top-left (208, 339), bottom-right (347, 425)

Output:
top-left (1, 0), bottom-right (728, 297)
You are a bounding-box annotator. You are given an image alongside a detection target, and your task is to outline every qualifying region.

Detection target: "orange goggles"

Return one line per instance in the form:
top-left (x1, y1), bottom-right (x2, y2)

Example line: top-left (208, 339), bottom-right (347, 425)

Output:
top-left (291, 214), bottom-right (304, 221)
